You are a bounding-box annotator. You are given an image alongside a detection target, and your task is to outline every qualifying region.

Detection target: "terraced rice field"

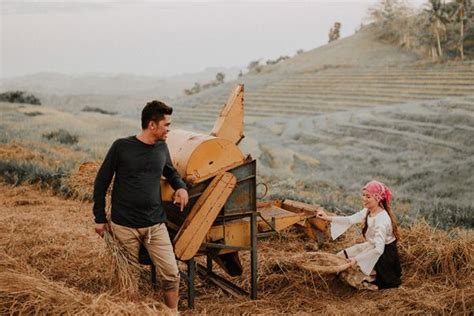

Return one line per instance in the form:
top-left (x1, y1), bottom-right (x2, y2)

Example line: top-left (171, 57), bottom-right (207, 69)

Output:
top-left (248, 94), bottom-right (474, 228)
top-left (173, 63), bottom-right (474, 130)
top-left (169, 62), bottom-right (474, 228)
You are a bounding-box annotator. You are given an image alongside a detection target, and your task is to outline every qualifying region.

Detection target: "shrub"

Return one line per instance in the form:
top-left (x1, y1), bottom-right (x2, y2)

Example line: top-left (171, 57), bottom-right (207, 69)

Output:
top-left (183, 73), bottom-right (226, 96)
top-left (0, 160), bottom-right (70, 195)
top-left (247, 60), bottom-right (261, 72)
top-left (81, 106), bottom-right (117, 115)
top-left (266, 56), bottom-right (290, 65)
top-left (418, 202), bottom-right (474, 229)
top-left (0, 91), bottom-right (41, 105)
top-left (23, 111), bottom-right (43, 117)
top-left (42, 129), bottom-right (79, 145)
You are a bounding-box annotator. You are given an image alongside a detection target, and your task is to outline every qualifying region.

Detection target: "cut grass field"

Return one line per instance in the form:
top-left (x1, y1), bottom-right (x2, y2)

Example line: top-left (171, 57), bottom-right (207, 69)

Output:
top-left (0, 183), bottom-right (472, 314)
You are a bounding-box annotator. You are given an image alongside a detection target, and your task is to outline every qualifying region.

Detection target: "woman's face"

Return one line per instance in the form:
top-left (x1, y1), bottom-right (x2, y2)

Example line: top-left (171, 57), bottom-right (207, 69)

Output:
top-left (362, 189), bottom-right (379, 210)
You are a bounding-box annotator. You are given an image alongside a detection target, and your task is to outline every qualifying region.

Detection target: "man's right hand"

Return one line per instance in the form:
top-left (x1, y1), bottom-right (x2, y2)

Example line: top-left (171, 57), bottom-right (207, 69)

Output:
top-left (95, 223), bottom-right (107, 237)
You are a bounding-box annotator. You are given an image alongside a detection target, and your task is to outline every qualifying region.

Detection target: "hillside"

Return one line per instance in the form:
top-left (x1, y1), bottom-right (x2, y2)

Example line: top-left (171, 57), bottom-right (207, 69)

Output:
top-left (169, 28), bottom-right (474, 228)
top-left (0, 67), bottom-right (241, 116)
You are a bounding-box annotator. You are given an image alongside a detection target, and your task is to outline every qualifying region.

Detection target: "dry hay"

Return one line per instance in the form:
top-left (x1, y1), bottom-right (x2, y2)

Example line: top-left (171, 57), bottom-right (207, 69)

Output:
top-left (0, 252), bottom-right (170, 315)
top-left (282, 251), bottom-right (379, 291)
top-left (0, 182), bottom-right (473, 314)
top-left (399, 220), bottom-right (474, 284)
top-left (65, 161), bottom-right (102, 200)
top-left (0, 142), bottom-right (78, 168)
top-left (192, 222), bottom-right (473, 314)
top-left (0, 183), bottom-right (170, 315)
top-left (287, 251), bottom-right (349, 274)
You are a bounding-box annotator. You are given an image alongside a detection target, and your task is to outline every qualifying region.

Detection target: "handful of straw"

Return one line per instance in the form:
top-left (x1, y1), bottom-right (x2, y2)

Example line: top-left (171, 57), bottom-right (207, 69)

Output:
top-left (289, 252), bottom-right (350, 274)
top-left (103, 229), bottom-right (148, 299)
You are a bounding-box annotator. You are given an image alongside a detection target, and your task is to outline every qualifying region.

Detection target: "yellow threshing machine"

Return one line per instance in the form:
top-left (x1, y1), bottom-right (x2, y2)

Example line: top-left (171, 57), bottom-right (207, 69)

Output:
top-left (153, 85), bottom-right (328, 307)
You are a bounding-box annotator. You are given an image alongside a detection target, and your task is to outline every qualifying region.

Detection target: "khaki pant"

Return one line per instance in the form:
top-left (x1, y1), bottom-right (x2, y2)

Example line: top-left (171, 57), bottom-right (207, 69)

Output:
top-left (111, 222), bottom-right (180, 291)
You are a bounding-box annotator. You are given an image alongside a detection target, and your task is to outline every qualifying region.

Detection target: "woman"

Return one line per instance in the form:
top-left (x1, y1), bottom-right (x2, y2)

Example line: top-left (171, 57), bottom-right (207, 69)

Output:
top-left (317, 180), bottom-right (402, 289)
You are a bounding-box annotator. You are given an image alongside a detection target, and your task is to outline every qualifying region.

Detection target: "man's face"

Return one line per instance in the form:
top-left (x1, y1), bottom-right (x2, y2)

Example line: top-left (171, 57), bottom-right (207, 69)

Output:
top-left (150, 115), bottom-right (171, 141)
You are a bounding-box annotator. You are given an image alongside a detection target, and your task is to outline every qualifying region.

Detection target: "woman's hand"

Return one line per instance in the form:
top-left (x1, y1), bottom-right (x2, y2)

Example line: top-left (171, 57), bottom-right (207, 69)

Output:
top-left (316, 209), bottom-right (331, 221)
top-left (348, 257), bottom-right (357, 268)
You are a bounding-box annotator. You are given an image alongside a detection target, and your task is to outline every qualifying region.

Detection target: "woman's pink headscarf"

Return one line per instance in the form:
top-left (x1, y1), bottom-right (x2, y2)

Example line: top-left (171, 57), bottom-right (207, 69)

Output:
top-left (363, 180), bottom-right (392, 205)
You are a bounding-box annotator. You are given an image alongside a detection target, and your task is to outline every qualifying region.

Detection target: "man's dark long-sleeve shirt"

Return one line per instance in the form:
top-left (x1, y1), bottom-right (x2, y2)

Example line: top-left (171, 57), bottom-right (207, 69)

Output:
top-left (93, 136), bottom-right (186, 228)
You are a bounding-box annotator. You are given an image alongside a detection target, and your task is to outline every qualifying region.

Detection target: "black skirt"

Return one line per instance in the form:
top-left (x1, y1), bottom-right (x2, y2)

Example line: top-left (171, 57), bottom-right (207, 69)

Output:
top-left (374, 240), bottom-right (402, 289)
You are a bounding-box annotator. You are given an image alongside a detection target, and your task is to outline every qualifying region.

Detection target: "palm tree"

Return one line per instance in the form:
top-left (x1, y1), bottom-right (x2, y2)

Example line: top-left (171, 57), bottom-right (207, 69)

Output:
top-left (426, 0), bottom-right (450, 60)
top-left (451, 0), bottom-right (472, 60)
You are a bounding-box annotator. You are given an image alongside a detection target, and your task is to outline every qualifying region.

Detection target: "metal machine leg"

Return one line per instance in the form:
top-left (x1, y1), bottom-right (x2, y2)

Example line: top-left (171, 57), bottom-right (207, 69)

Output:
top-left (150, 263), bottom-right (158, 290)
top-left (250, 212), bottom-right (257, 299)
top-left (187, 258), bottom-right (195, 309)
top-left (206, 253), bottom-right (213, 274)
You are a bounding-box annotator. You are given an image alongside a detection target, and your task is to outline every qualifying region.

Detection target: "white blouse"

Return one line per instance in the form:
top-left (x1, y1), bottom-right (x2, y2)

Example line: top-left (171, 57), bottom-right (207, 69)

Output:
top-left (330, 208), bottom-right (396, 275)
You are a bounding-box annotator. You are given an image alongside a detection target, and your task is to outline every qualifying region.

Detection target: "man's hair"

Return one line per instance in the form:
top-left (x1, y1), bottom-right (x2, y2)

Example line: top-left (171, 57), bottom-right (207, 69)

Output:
top-left (141, 100), bottom-right (173, 129)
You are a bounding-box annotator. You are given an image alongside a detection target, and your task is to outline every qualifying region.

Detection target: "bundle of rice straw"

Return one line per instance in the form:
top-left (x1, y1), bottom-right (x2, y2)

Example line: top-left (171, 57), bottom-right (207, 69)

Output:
top-left (289, 251), bottom-right (349, 274)
top-left (65, 161), bottom-right (101, 200)
top-left (285, 251), bottom-right (377, 290)
top-left (103, 229), bottom-right (148, 300)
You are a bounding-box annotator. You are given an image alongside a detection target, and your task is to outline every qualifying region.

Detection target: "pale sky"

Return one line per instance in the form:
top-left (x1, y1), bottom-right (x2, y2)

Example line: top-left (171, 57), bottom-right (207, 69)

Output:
top-left (0, 0), bottom-right (427, 79)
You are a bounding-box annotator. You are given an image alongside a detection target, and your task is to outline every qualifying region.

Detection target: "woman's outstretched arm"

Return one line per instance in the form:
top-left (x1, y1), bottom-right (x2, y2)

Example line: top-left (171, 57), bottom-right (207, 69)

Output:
top-left (317, 208), bottom-right (367, 240)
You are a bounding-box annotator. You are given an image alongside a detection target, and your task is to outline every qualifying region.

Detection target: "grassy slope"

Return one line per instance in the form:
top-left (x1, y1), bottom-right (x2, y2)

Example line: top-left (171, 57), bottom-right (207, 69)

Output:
top-left (168, 29), bottom-right (474, 229)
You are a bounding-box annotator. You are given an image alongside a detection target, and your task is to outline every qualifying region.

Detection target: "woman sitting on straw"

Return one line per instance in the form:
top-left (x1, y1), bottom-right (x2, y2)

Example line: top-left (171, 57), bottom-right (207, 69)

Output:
top-left (316, 180), bottom-right (402, 289)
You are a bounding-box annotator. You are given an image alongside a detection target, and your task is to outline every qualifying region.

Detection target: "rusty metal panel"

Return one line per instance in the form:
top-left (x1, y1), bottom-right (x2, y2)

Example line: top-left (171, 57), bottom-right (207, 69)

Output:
top-left (220, 159), bottom-right (256, 217)
top-left (165, 159), bottom-right (256, 236)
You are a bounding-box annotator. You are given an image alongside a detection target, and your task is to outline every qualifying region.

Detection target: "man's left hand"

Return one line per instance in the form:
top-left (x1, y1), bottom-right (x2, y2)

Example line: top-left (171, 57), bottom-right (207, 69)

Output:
top-left (173, 188), bottom-right (189, 212)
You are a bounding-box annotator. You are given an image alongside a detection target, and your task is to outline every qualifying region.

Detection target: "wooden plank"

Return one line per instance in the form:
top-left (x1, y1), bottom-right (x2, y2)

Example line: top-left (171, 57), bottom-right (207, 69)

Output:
top-left (174, 172), bottom-right (236, 260)
top-left (206, 205), bottom-right (306, 248)
top-left (258, 206), bottom-right (307, 231)
top-left (281, 199), bottom-right (329, 232)
top-left (207, 219), bottom-right (250, 248)
top-left (210, 84), bottom-right (245, 145)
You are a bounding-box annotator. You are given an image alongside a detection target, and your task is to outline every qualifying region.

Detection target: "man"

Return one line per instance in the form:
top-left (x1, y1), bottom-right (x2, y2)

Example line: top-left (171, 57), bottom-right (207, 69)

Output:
top-left (93, 100), bottom-right (188, 311)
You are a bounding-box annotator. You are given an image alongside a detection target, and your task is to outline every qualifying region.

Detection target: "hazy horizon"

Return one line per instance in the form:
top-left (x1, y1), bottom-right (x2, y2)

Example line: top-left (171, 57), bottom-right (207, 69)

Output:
top-left (1, 0), bottom-right (427, 79)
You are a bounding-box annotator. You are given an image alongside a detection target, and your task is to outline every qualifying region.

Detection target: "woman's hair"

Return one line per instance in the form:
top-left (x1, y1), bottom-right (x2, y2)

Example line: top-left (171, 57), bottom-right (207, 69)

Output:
top-left (362, 199), bottom-right (401, 240)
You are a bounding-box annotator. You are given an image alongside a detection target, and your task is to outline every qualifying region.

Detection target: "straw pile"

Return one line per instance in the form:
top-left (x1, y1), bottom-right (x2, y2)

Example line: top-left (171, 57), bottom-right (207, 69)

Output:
top-left (0, 183), bottom-right (170, 315)
top-left (288, 251), bottom-right (349, 274)
top-left (0, 142), bottom-right (82, 168)
top-left (0, 182), bottom-right (472, 314)
top-left (0, 253), bottom-right (169, 315)
top-left (65, 161), bottom-right (102, 201)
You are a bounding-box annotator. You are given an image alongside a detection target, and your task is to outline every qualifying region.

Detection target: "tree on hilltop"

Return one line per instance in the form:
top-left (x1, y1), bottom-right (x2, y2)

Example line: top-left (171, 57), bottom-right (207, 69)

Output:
top-left (215, 72), bottom-right (225, 84)
top-left (0, 91), bottom-right (41, 105)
